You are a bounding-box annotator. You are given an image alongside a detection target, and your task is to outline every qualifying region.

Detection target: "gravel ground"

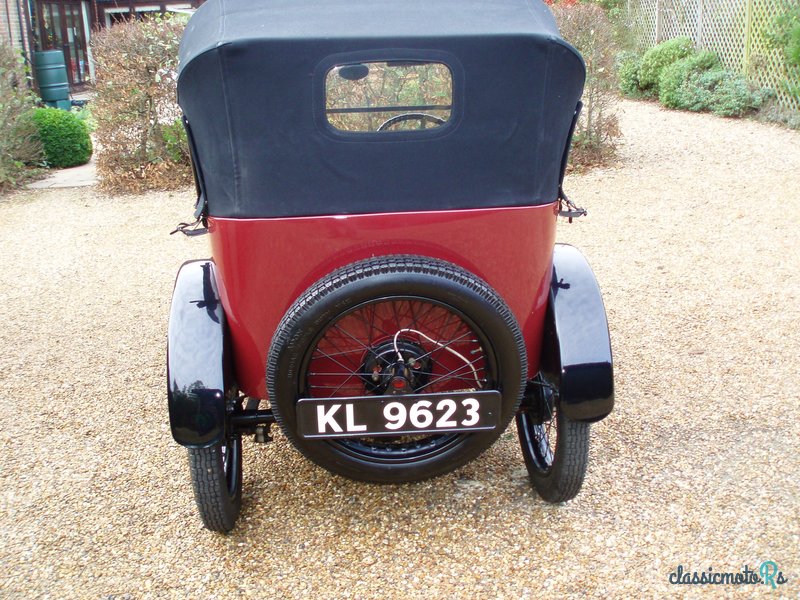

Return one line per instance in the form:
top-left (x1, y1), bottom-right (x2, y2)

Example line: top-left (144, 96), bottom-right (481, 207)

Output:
top-left (1, 100), bottom-right (798, 599)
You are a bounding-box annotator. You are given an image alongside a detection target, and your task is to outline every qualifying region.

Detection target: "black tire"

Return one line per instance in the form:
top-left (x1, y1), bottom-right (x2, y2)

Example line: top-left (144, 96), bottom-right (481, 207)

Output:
top-left (516, 377), bottom-right (590, 502)
top-left (187, 434), bottom-right (242, 532)
top-left (267, 255), bottom-right (526, 483)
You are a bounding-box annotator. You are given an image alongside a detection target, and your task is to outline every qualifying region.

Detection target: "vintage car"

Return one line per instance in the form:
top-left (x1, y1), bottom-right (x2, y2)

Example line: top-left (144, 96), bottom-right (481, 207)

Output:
top-left (168, 0), bottom-right (614, 532)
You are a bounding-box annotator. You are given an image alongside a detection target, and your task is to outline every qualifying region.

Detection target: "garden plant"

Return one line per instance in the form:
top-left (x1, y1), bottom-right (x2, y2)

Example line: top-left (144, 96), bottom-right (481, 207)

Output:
top-left (0, 45), bottom-right (42, 190)
top-left (91, 15), bottom-right (192, 193)
top-left (618, 37), bottom-right (766, 118)
top-left (31, 107), bottom-right (92, 168)
top-left (552, 1), bottom-right (622, 167)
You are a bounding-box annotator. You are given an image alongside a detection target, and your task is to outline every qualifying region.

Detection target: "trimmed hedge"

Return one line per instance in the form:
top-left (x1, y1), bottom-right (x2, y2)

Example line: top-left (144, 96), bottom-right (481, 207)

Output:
top-left (637, 37), bottom-right (694, 94)
top-left (91, 14), bottom-right (192, 193)
top-left (658, 51), bottom-right (720, 109)
top-left (618, 51), bottom-right (643, 97)
top-left (654, 50), bottom-right (765, 117)
top-left (620, 40), bottom-right (767, 119)
top-left (552, 3), bottom-right (621, 167)
top-left (31, 108), bottom-right (92, 168)
top-left (698, 70), bottom-right (766, 117)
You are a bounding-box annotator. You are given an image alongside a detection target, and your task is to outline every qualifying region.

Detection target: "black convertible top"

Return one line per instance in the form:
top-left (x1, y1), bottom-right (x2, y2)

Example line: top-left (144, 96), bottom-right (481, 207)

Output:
top-left (178, 0), bottom-right (585, 219)
top-left (180, 0), bottom-right (563, 67)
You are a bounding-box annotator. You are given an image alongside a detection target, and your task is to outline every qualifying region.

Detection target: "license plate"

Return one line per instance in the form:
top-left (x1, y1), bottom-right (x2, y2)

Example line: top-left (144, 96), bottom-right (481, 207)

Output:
top-left (297, 390), bottom-right (501, 439)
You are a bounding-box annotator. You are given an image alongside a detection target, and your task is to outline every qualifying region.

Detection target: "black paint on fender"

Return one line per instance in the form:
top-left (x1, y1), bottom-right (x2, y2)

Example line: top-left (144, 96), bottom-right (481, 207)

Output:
top-left (167, 260), bottom-right (232, 448)
top-left (541, 244), bottom-right (614, 422)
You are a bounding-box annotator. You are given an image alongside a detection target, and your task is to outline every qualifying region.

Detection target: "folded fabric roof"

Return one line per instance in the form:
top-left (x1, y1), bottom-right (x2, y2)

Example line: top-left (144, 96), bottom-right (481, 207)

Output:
top-left (178, 0), bottom-right (585, 219)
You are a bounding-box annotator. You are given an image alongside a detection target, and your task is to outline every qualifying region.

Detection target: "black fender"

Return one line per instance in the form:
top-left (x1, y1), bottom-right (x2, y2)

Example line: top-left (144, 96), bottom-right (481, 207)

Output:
top-left (167, 260), bottom-right (233, 448)
top-left (541, 244), bottom-right (614, 422)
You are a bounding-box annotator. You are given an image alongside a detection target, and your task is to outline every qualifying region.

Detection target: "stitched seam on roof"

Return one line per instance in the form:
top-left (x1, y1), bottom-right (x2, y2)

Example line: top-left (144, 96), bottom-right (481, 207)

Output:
top-left (521, 0), bottom-right (543, 28)
top-left (536, 43), bottom-right (552, 200)
top-left (216, 1), bottom-right (240, 216)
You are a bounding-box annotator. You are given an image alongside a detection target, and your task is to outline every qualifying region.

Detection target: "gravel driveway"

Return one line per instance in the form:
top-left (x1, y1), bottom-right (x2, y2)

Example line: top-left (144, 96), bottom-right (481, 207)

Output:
top-left (1, 100), bottom-right (798, 598)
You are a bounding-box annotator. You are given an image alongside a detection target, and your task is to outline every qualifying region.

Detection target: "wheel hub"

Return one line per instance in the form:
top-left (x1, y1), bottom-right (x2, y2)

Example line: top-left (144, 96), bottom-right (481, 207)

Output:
top-left (361, 339), bottom-right (432, 395)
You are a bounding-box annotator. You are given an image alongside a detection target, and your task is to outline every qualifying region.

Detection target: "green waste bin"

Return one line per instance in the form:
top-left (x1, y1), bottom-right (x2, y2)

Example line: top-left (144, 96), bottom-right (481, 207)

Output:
top-left (34, 50), bottom-right (70, 105)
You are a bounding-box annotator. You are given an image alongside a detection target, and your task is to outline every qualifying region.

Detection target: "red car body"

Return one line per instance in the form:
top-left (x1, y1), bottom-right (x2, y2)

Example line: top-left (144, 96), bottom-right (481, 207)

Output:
top-left (210, 204), bottom-right (557, 399)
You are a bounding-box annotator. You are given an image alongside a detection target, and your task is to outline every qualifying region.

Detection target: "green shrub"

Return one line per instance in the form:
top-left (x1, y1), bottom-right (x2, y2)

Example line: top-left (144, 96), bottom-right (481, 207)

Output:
top-left (31, 107), bottom-right (92, 168)
top-left (162, 119), bottom-right (189, 163)
top-left (788, 23), bottom-right (800, 66)
top-left (666, 69), bottom-right (765, 117)
top-left (0, 45), bottom-right (43, 190)
top-left (764, 6), bottom-right (800, 104)
top-left (705, 71), bottom-right (766, 117)
top-left (617, 51), bottom-right (643, 97)
top-left (638, 37), bottom-right (694, 93)
top-left (766, 6), bottom-right (800, 67)
top-left (72, 106), bottom-right (96, 132)
top-left (658, 51), bottom-right (720, 109)
top-left (670, 71), bottom-right (714, 112)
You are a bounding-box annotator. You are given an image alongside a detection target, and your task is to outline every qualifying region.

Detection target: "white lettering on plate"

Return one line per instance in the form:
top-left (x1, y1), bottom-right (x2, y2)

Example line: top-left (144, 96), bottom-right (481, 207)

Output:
top-left (345, 404), bottom-right (367, 432)
top-left (317, 404), bottom-right (343, 433)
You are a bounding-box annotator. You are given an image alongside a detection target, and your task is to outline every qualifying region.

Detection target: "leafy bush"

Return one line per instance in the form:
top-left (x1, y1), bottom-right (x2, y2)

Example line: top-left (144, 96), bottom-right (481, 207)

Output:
top-left (616, 39), bottom-right (764, 119)
top-left (162, 119), bottom-right (190, 163)
top-left (617, 51), bottom-right (643, 97)
top-left (764, 6), bottom-right (800, 103)
top-left (92, 14), bottom-right (192, 193)
top-left (638, 37), bottom-right (694, 93)
top-left (72, 106), bottom-right (96, 132)
top-left (658, 51), bottom-right (720, 109)
top-left (766, 6), bottom-right (800, 67)
top-left (789, 25), bottom-right (800, 66)
top-left (666, 71), bottom-right (715, 113)
top-left (662, 68), bottom-right (765, 117)
top-left (31, 107), bottom-right (92, 168)
top-left (553, 3), bottom-right (621, 167)
top-left (703, 71), bottom-right (766, 117)
top-left (0, 45), bottom-right (43, 190)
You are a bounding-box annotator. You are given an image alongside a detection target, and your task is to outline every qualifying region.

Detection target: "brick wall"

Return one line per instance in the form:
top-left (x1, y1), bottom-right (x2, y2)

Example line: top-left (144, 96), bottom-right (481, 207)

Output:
top-left (0, 1), bottom-right (30, 55)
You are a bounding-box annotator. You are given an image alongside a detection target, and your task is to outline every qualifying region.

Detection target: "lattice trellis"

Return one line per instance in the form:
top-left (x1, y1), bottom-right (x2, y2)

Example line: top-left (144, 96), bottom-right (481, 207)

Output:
top-left (628, 0), bottom-right (800, 112)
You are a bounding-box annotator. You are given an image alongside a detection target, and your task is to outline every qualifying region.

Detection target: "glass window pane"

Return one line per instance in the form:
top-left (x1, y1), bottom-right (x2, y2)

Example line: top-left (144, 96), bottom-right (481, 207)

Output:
top-left (325, 61), bottom-right (452, 133)
top-left (46, 4), bottom-right (63, 48)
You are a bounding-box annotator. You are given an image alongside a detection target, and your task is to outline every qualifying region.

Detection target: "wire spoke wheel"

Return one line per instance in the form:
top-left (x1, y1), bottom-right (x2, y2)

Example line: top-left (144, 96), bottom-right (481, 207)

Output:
top-left (187, 432), bottom-right (242, 532)
top-left (520, 379), bottom-right (557, 472)
top-left (305, 297), bottom-right (493, 462)
top-left (516, 375), bottom-right (590, 503)
top-left (268, 256), bottom-right (526, 482)
top-left (186, 394), bottom-right (243, 533)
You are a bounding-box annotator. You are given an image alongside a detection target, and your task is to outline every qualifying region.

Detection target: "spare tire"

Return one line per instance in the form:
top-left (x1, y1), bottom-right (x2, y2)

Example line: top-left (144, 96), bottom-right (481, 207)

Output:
top-left (267, 255), bottom-right (526, 482)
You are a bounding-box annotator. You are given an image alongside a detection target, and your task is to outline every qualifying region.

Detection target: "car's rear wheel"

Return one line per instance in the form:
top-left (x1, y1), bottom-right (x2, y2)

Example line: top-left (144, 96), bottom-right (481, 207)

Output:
top-left (516, 375), bottom-right (590, 502)
top-left (267, 255), bottom-right (526, 482)
top-left (187, 428), bottom-right (242, 532)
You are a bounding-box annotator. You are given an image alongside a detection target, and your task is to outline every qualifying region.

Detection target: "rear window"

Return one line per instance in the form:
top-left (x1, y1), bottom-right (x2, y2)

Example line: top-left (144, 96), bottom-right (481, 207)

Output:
top-left (325, 61), bottom-right (453, 133)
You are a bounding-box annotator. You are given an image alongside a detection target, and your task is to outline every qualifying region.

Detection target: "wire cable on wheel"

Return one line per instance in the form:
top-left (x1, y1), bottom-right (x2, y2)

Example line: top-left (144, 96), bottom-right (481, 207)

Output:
top-left (392, 328), bottom-right (481, 387)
